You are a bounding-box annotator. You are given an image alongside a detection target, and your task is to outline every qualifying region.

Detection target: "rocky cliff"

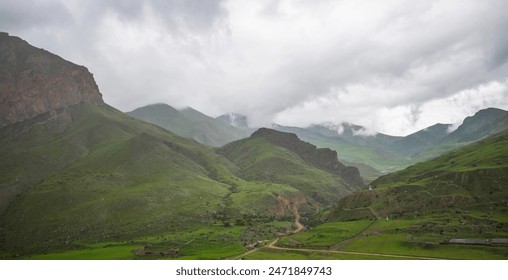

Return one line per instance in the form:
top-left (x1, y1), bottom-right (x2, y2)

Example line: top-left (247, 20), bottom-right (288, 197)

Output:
top-left (0, 32), bottom-right (103, 128)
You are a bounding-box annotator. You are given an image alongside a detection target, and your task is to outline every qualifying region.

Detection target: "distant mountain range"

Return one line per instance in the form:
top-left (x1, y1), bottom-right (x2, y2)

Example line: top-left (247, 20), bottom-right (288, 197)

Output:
top-left (130, 100), bottom-right (507, 182)
top-left (132, 99), bottom-right (508, 180)
top-left (277, 108), bottom-right (508, 174)
top-left (127, 104), bottom-right (252, 147)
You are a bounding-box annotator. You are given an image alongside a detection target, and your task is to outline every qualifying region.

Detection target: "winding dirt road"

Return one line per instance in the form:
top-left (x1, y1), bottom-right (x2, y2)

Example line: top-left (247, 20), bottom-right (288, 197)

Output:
top-left (233, 205), bottom-right (441, 260)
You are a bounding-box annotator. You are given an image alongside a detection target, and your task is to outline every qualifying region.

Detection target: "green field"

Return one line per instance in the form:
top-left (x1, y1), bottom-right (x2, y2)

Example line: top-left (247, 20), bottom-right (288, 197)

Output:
top-left (241, 248), bottom-right (400, 260)
top-left (278, 220), bottom-right (373, 248)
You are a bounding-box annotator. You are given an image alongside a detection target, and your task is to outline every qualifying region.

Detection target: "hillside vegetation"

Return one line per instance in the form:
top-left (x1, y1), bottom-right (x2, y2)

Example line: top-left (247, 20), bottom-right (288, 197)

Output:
top-left (218, 128), bottom-right (363, 206)
top-left (0, 104), bottom-right (308, 256)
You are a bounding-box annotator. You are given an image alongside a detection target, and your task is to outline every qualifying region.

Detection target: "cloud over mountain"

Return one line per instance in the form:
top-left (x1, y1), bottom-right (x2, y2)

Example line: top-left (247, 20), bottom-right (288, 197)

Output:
top-left (2, 0), bottom-right (507, 135)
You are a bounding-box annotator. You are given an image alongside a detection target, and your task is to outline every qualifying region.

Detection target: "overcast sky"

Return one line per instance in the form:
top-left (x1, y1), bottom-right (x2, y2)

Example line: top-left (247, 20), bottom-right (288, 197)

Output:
top-left (2, 0), bottom-right (508, 136)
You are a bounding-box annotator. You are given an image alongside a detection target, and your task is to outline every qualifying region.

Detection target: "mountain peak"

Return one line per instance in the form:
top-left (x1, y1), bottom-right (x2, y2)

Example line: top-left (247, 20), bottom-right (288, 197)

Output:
top-left (0, 32), bottom-right (103, 128)
top-left (251, 127), bottom-right (297, 139)
top-left (249, 128), bottom-right (363, 187)
top-left (475, 107), bottom-right (506, 114)
top-left (446, 107), bottom-right (508, 143)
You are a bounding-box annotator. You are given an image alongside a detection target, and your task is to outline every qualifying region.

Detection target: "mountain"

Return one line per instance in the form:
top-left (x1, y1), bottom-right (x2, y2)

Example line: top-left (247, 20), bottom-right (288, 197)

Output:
top-left (447, 108), bottom-right (508, 142)
top-left (273, 124), bottom-right (405, 175)
top-left (216, 113), bottom-right (251, 129)
top-left (387, 123), bottom-right (451, 156)
top-left (217, 128), bottom-right (364, 205)
top-left (127, 104), bottom-right (250, 147)
top-left (308, 123), bottom-right (401, 149)
top-left (415, 108), bottom-right (508, 161)
top-left (331, 128), bottom-right (508, 220)
top-left (0, 31), bottom-right (103, 128)
top-left (274, 108), bottom-right (508, 179)
top-left (127, 102), bottom-right (507, 181)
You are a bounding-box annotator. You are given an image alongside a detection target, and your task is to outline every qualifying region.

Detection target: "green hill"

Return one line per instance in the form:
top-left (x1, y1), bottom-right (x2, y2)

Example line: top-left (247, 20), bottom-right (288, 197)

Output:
top-left (217, 128), bottom-right (364, 206)
top-left (127, 104), bottom-right (250, 147)
top-left (331, 128), bottom-right (508, 226)
top-left (0, 103), bottom-right (315, 256)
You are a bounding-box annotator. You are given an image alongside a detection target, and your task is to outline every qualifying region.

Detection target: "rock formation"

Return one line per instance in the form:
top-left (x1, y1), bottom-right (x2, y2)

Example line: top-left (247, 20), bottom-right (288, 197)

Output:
top-left (0, 32), bottom-right (103, 128)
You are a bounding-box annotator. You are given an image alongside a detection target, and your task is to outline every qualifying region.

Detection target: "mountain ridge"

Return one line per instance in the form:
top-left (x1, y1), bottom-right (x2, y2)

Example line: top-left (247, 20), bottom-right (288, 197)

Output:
top-left (217, 128), bottom-right (364, 204)
top-left (250, 128), bottom-right (363, 188)
top-left (127, 103), bottom-right (250, 147)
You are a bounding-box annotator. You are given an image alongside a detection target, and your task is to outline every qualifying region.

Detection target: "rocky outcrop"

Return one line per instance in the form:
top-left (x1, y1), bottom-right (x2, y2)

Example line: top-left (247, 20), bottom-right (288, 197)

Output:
top-left (251, 128), bottom-right (364, 187)
top-left (0, 32), bottom-right (103, 128)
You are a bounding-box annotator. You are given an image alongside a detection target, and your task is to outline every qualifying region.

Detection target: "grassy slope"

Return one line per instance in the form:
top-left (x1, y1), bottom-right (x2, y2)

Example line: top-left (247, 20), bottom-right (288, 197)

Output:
top-left (316, 130), bottom-right (508, 259)
top-left (217, 134), bottom-right (355, 207)
top-left (0, 104), bottom-right (296, 256)
top-left (332, 129), bottom-right (508, 221)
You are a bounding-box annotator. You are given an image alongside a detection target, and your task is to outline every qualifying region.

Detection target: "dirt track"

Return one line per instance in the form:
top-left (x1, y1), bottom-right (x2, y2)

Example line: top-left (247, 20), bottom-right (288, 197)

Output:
top-left (233, 205), bottom-right (441, 260)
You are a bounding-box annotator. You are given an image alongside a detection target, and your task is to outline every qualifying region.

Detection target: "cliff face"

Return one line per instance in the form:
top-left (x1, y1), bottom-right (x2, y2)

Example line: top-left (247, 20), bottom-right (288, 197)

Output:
top-left (251, 128), bottom-right (364, 187)
top-left (0, 32), bottom-right (103, 128)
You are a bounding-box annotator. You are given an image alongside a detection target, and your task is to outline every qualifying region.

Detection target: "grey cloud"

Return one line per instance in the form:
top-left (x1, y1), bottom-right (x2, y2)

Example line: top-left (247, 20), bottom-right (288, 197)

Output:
top-left (0, 0), bottom-right (73, 31)
top-left (1, 0), bottom-right (507, 135)
top-left (261, 0), bottom-right (508, 112)
top-left (99, 0), bottom-right (228, 34)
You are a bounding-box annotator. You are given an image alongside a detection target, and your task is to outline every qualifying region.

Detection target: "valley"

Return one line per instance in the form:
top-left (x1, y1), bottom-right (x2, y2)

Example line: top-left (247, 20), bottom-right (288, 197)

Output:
top-left (0, 32), bottom-right (507, 260)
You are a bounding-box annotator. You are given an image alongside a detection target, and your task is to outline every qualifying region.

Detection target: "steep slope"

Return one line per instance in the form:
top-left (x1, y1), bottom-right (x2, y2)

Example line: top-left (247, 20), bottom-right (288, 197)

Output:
top-left (331, 129), bottom-right (508, 220)
top-left (0, 32), bottom-right (103, 127)
top-left (127, 104), bottom-right (250, 147)
top-left (217, 128), bottom-right (364, 206)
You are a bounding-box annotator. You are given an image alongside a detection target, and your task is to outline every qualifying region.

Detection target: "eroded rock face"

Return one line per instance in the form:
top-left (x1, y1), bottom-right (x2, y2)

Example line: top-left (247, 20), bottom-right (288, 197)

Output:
top-left (0, 32), bottom-right (103, 128)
